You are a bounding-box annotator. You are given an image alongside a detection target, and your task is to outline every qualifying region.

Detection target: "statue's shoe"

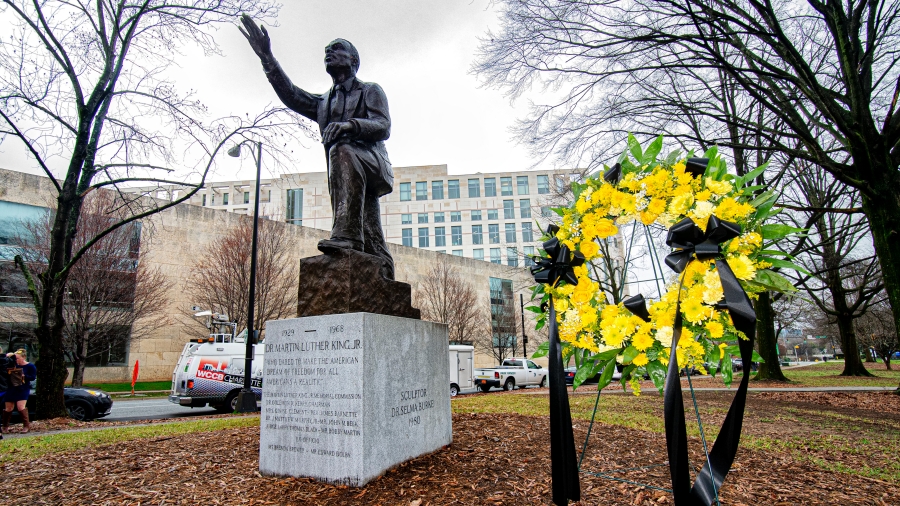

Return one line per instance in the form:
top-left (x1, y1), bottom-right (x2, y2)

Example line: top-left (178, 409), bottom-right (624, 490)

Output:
top-left (317, 237), bottom-right (363, 253)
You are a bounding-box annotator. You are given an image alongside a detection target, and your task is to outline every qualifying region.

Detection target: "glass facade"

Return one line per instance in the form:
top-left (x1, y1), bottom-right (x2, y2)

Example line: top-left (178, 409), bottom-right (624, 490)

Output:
top-left (401, 213), bottom-right (412, 224)
top-left (402, 228), bottom-right (413, 246)
top-left (451, 226), bottom-right (462, 246)
top-left (450, 211), bottom-right (461, 222)
top-left (418, 228), bottom-right (429, 247)
top-left (488, 209), bottom-right (498, 220)
top-left (489, 277), bottom-right (516, 349)
top-left (489, 224), bottom-right (500, 244)
top-left (471, 210), bottom-right (482, 221)
top-left (507, 247), bottom-right (518, 266)
top-left (416, 181), bottom-right (428, 200)
top-left (517, 176), bottom-right (529, 195)
top-left (473, 248), bottom-right (484, 261)
top-left (223, 193), bottom-right (229, 205)
top-left (519, 199), bottom-right (531, 218)
top-left (490, 248), bottom-right (501, 264)
top-left (484, 177), bottom-right (496, 197)
top-left (244, 191), bottom-right (250, 204)
top-left (432, 180), bottom-right (444, 199)
top-left (286, 188), bottom-right (302, 225)
top-left (524, 246), bottom-right (536, 266)
top-left (503, 200), bottom-right (515, 220)
top-left (418, 213), bottom-right (428, 224)
top-left (537, 175), bottom-right (550, 194)
top-left (434, 212), bottom-right (445, 223)
top-left (435, 227), bottom-right (446, 247)
top-left (472, 225), bottom-right (483, 244)
top-left (468, 178), bottom-right (480, 198)
top-left (521, 222), bottom-right (533, 242)
top-left (500, 177), bottom-right (513, 196)
top-left (448, 179), bottom-right (460, 199)
top-left (400, 182), bottom-right (411, 201)
top-left (505, 223), bottom-right (516, 243)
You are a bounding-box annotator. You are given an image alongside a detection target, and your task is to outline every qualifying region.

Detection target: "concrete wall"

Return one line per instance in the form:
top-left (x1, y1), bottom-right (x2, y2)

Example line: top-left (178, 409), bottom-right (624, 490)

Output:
top-left (0, 168), bottom-right (541, 382)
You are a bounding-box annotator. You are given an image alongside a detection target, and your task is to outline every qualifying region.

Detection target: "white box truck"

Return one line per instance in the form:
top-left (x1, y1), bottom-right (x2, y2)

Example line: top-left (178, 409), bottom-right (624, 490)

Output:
top-left (449, 344), bottom-right (474, 397)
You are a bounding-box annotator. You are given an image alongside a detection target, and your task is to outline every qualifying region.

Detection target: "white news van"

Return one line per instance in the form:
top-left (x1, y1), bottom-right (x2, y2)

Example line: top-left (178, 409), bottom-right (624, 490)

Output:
top-left (169, 326), bottom-right (264, 412)
top-left (449, 344), bottom-right (474, 397)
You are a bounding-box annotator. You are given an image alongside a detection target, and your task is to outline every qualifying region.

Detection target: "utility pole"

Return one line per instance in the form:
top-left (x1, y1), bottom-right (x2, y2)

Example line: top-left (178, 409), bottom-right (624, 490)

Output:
top-left (520, 293), bottom-right (528, 357)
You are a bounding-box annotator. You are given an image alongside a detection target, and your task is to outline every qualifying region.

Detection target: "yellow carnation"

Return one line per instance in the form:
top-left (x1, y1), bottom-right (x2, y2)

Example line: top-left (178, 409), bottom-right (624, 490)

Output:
top-left (727, 255), bottom-right (757, 280)
top-left (682, 298), bottom-right (711, 323)
top-left (705, 321), bottom-right (724, 338)
top-left (632, 353), bottom-right (649, 367)
top-left (632, 331), bottom-right (655, 351)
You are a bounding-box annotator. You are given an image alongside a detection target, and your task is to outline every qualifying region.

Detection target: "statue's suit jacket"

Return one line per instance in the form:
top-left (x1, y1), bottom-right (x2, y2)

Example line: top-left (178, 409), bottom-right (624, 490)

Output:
top-left (261, 59), bottom-right (393, 197)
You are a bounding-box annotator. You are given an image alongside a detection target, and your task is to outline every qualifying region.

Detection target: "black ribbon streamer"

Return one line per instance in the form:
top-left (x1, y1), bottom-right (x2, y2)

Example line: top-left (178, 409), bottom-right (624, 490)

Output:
top-left (625, 214), bottom-right (755, 505)
top-left (531, 225), bottom-right (583, 505)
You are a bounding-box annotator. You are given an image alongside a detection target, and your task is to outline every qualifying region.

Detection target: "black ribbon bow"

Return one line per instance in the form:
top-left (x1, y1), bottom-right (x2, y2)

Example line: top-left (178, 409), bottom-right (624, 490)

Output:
top-left (625, 214), bottom-right (755, 505)
top-left (531, 225), bottom-right (581, 505)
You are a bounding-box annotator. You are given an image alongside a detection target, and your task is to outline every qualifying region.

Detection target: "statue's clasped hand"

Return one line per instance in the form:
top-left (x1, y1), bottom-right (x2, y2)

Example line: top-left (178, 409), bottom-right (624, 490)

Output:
top-left (322, 121), bottom-right (355, 145)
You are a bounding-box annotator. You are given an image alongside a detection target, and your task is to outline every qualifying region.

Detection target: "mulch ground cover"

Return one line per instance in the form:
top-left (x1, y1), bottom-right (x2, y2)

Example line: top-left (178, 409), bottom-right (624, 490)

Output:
top-left (1, 390), bottom-right (899, 505)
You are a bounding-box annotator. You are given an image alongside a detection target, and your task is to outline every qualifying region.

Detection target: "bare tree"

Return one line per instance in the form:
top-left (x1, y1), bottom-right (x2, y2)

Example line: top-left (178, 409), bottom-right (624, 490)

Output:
top-left (415, 258), bottom-right (485, 344)
top-left (14, 192), bottom-right (172, 386)
top-left (0, 1), bottom-right (314, 417)
top-left (856, 299), bottom-right (898, 370)
top-left (186, 217), bottom-right (297, 339)
top-left (474, 0), bottom-right (900, 367)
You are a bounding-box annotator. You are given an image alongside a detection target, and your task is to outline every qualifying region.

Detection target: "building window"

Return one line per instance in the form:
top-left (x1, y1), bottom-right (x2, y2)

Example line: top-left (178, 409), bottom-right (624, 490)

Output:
top-left (286, 188), bottom-right (303, 225)
top-left (489, 224), bottom-right (500, 244)
top-left (521, 222), bottom-right (533, 242)
top-left (489, 277), bottom-right (516, 348)
top-left (451, 226), bottom-right (462, 246)
top-left (484, 177), bottom-right (496, 197)
top-left (402, 228), bottom-right (413, 246)
top-left (472, 225), bottom-right (483, 245)
top-left (541, 206), bottom-right (552, 217)
top-left (452, 249), bottom-right (463, 256)
top-left (488, 209), bottom-right (499, 220)
top-left (244, 191), bottom-right (250, 204)
top-left (434, 212), bottom-right (445, 223)
top-left (503, 200), bottom-right (515, 220)
top-left (400, 182), bottom-right (411, 201)
top-left (450, 211), bottom-right (461, 222)
top-left (490, 248), bottom-right (501, 264)
top-left (524, 245), bottom-right (536, 266)
top-left (416, 181), bottom-right (428, 200)
top-left (473, 249), bottom-right (484, 261)
top-left (507, 247), bottom-right (519, 266)
top-left (556, 176), bottom-right (568, 193)
top-left (202, 194), bottom-right (207, 206)
top-left (401, 213), bottom-right (412, 225)
top-left (448, 179), bottom-right (460, 199)
top-left (418, 228), bottom-right (429, 247)
top-left (517, 176), bottom-right (530, 195)
top-left (223, 193), bottom-right (229, 205)
top-left (505, 223), bottom-right (517, 243)
top-left (500, 177), bottom-right (513, 196)
top-left (471, 210), bottom-right (482, 221)
top-left (435, 226), bottom-right (446, 247)
top-left (432, 180), bottom-right (444, 200)
top-left (520, 199), bottom-right (531, 219)
top-left (537, 175), bottom-right (550, 194)
top-left (418, 213), bottom-right (428, 224)
top-left (468, 178), bottom-right (480, 198)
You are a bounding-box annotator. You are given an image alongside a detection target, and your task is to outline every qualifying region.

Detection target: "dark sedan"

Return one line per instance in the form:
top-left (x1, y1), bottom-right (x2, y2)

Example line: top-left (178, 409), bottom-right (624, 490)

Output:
top-left (8, 387), bottom-right (113, 422)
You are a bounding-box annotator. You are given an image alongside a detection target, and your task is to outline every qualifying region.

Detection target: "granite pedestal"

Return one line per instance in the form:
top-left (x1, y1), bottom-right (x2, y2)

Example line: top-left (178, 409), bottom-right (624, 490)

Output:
top-left (260, 313), bottom-right (451, 486)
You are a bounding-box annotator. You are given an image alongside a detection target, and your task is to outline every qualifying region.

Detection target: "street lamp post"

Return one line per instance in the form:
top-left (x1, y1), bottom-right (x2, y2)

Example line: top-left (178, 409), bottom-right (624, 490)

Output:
top-left (228, 140), bottom-right (263, 413)
top-left (520, 293), bottom-right (527, 356)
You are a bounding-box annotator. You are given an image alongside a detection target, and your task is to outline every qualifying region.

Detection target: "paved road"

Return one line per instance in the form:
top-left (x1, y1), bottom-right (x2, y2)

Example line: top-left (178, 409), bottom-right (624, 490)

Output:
top-left (101, 397), bottom-right (221, 422)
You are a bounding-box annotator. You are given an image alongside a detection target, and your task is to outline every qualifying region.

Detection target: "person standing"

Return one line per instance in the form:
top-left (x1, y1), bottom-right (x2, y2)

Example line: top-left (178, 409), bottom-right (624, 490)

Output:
top-left (0, 348), bottom-right (10, 439)
top-left (3, 349), bottom-right (36, 433)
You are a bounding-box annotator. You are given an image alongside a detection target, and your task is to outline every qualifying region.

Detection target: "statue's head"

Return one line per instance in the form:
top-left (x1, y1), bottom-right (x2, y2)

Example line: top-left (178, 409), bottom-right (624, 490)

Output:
top-left (325, 38), bottom-right (360, 76)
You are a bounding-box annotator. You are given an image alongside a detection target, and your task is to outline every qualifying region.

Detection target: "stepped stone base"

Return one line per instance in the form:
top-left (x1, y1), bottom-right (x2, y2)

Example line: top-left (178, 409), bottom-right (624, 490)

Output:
top-left (297, 249), bottom-right (420, 319)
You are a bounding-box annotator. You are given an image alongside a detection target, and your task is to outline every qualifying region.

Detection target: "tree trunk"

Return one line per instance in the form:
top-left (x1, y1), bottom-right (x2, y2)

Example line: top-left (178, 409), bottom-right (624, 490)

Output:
top-left (753, 292), bottom-right (789, 381)
top-left (864, 347), bottom-right (875, 363)
top-left (882, 357), bottom-right (892, 371)
top-left (71, 330), bottom-right (89, 387)
top-left (861, 174), bottom-right (900, 372)
top-left (835, 312), bottom-right (872, 376)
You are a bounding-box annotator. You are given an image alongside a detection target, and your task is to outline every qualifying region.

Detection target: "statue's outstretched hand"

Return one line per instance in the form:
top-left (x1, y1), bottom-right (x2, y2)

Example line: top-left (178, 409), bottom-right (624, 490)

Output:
top-left (238, 14), bottom-right (272, 60)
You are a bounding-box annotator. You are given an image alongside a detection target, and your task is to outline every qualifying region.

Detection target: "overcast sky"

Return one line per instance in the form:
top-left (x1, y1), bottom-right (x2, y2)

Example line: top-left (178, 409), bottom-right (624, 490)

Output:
top-left (1, 0), bottom-right (552, 182)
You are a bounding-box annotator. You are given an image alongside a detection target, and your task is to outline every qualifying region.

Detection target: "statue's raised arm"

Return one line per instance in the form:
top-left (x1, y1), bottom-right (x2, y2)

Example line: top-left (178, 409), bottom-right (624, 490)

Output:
top-left (238, 14), bottom-right (272, 61)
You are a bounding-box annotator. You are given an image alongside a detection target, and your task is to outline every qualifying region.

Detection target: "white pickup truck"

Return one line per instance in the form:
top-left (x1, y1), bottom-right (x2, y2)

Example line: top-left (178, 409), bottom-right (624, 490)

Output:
top-left (474, 358), bottom-right (548, 392)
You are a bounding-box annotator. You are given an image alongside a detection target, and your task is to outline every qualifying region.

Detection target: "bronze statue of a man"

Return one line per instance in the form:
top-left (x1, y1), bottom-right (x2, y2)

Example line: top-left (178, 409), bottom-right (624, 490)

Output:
top-left (239, 15), bottom-right (395, 279)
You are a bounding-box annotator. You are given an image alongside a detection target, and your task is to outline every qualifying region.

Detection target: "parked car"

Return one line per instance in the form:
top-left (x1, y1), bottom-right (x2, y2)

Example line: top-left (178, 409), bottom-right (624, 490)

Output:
top-left (731, 358), bottom-right (758, 372)
top-left (474, 358), bottom-right (548, 392)
top-left (564, 364), bottom-right (623, 385)
top-left (8, 387), bottom-right (113, 422)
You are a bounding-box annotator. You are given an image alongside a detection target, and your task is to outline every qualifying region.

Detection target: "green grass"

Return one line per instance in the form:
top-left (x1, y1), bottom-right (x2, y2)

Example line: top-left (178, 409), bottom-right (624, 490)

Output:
top-left (776, 360), bottom-right (900, 387)
top-left (0, 416), bottom-right (259, 462)
top-left (75, 380), bottom-right (171, 392)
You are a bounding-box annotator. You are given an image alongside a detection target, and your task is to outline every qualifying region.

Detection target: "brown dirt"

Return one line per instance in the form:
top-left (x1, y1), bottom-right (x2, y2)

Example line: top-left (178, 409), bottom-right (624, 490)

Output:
top-left (2, 405), bottom-right (898, 506)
